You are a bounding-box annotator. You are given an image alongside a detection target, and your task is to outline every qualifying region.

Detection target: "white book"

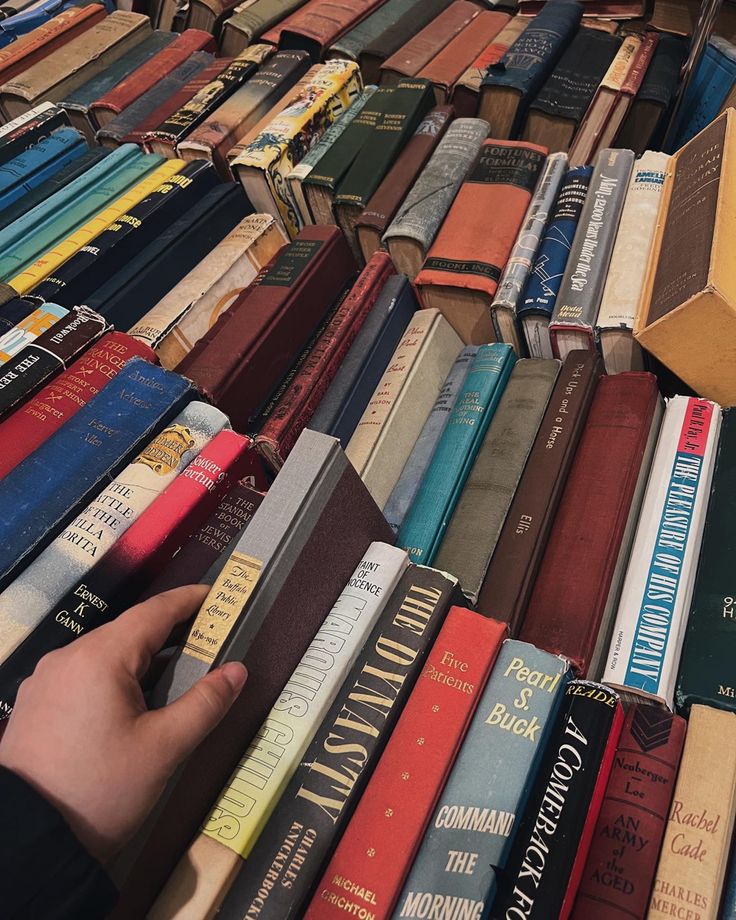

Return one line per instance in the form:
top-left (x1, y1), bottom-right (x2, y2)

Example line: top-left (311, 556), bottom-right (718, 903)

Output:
top-left (0, 401), bottom-right (229, 664)
top-left (603, 395), bottom-right (721, 708)
top-left (596, 150), bottom-right (670, 374)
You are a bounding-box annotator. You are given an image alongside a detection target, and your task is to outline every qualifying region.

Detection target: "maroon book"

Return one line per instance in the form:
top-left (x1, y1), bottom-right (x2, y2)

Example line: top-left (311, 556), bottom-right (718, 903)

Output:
top-left (178, 225), bottom-right (358, 429)
top-left (264, 0), bottom-right (387, 61)
top-left (572, 705), bottom-right (687, 920)
top-left (520, 372), bottom-right (662, 677)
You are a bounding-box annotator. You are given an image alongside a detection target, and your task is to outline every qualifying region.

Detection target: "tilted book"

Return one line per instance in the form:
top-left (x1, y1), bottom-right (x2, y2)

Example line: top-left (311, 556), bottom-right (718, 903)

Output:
top-left (151, 542), bottom-right (409, 920)
top-left (0, 127), bottom-right (87, 214)
top-left (0, 302), bottom-right (67, 363)
top-left (452, 15), bottom-right (528, 116)
top-left (306, 607), bottom-right (507, 920)
top-left (327, 0), bottom-right (423, 63)
top-left (603, 396), bottom-right (721, 708)
top-left (265, 0), bottom-right (387, 63)
top-left (673, 35), bottom-right (736, 149)
top-left (219, 0), bottom-right (306, 55)
top-left (0, 103), bottom-right (73, 170)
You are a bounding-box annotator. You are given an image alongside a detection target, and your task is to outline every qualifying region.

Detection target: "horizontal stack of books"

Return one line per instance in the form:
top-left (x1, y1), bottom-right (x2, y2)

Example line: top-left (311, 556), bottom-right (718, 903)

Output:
top-left (2, 0), bottom-right (736, 917)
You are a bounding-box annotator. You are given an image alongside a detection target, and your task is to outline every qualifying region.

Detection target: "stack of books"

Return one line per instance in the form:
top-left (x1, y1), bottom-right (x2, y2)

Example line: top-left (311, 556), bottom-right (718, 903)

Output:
top-left (3, 0), bottom-right (736, 918)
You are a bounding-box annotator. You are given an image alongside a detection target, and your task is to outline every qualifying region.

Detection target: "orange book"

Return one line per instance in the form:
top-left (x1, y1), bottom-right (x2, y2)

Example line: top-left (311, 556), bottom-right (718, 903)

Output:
top-left (0, 3), bottom-right (106, 85)
top-left (304, 607), bottom-right (507, 920)
top-left (415, 138), bottom-right (547, 344)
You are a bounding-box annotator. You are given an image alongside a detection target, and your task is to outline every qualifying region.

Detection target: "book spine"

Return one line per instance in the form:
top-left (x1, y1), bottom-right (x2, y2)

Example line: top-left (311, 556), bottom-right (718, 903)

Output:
top-left (0, 401), bottom-right (228, 664)
top-left (217, 565), bottom-right (459, 920)
top-left (0, 301), bottom-right (67, 363)
top-left (0, 358), bottom-right (194, 592)
top-left (0, 306), bottom-right (107, 418)
top-left (495, 681), bottom-right (625, 920)
top-left (621, 31), bottom-right (658, 96)
top-left (256, 251), bottom-right (395, 468)
top-left (603, 396), bottom-right (721, 708)
top-left (572, 705), bottom-right (686, 920)
top-left (152, 543), bottom-right (409, 920)
top-left (0, 126), bottom-right (85, 211)
top-left (397, 343), bottom-right (516, 565)
top-left (647, 705), bottom-right (736, 920)
top-left (306, 608), bottom-right (507, 920)
top-left (0, 332), bottom-right (155, 480)
top-left (394, 640), bottom-right (571, 917)
top-left (0, 430), bottom-right (253, 719)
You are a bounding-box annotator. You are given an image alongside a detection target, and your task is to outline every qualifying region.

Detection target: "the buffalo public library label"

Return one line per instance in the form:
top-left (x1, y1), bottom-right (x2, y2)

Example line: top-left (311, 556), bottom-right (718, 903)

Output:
top-left (183, 551), bottom-right (263, 663)
top-left (261, 239), bottom-right (323, 288)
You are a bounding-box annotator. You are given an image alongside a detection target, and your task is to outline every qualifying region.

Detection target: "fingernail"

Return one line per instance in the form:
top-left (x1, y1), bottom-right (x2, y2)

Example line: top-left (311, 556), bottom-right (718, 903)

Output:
top-left (219, 662), bottom-right (247, 695)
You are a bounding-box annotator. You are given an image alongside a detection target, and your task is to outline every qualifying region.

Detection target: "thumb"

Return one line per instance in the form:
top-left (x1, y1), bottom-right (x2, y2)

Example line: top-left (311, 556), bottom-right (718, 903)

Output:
top-left (144, 662), bottom-right (247, 765)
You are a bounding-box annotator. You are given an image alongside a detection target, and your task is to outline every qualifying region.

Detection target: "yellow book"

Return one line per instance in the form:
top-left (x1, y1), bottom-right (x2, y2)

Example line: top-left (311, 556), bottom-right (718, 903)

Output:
top-left (10, 159), bottom-right (185, 294)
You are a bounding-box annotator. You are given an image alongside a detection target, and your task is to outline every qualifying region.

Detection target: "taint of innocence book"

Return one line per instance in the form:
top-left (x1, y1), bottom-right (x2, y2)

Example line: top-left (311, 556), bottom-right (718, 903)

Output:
top-left (305, 607), bottom-right (507, 920)
top-left (415, 139), bottom-right (547, 345)
top-left (646, 705), bottom-right (736, 920)
top-left (215, 564), bottom-right (463, 920)
top-left (150, 542), bottom-right (409, 920)
top-left (521, 373), bottom-right (663, 679)
top-left (603, 396), bottom-right (721, 708)
top-left (477, 351), bottom-right (601, 632)
top-left (394, 639), bottom-right (572, 918)
top-left (571, 704), bottom-right (686, 920)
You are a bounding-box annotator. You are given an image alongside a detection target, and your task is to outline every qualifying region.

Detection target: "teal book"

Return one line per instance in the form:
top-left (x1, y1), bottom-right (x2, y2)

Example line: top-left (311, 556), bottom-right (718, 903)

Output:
top-left (397, 343), bottom-right (516, 565)
top-left (0, 357), bottom-right (195, 593)
top-left (0, 126), bottom-right (87, 212)
top-left (394, 640), bottom-right (571, 919)
top-left (0, 145), bottom-right (161, 282)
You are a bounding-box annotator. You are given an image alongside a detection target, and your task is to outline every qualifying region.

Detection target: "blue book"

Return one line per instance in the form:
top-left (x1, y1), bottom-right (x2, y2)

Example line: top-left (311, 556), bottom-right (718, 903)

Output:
top-left (394, 640), bottom-right (571, 918)
top-left (0, 0), bottom-right (113, 42)
top-left (309, 274), bottom-right (419, 447)
top-left (384, 345), bottom-right (477, 534)
top-left (398, 343), bottom-right (516, 565)
top-left (0, 357), bottom-right (194, 590)
top-left (481, 0), bottom-right (583, 136)
top-left (0, 126), bottom-right (86, 211)
top-left (675, 36), bottom-right (736, 148)
top-left (517, 166), bottom-right (592, 358)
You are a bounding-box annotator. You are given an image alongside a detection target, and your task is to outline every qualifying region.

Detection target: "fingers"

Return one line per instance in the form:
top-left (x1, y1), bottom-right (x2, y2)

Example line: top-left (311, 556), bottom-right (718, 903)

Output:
top-left (142, 662), bottom-right (247, 764)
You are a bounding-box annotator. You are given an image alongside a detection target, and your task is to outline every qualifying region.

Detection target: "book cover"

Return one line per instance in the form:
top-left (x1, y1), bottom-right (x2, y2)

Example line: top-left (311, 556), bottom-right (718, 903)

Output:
top-left (328, 0), bottom-right (424, 62)
top-left (603, 396), bottom-right (722, 707)
top-left (0, 126), bottom-right (87, 213)
top-left (394, 640), bottom-right (571, 918)
top-left (219, 0), bottom-right (306, 54)
top-left (306, 607), bottom-right (507, 920)
top-left (0, 301), bottom-right (67, 362)
top-left (0, 102), bottom-right (72, 169)
top-left (675, 36), bottom-right (736, 148)
top-left (398, 343), bottom-right (516, 565)
top-left (267, 0), bottom-right (387, 62)
top-left (452, 15), bottom-right (528, 116)
top-left (521, 373), bottom-right (662, 678)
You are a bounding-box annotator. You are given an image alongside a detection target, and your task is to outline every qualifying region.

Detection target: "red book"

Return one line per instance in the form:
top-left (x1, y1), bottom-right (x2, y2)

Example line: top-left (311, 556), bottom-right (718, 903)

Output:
top-left (124, 58), bottom-right (230, 149)
top-left (520, 373), bottom-right (662, 677)
top-left (89, 29), bottom-right (216, 129)
top-left (255, 250), bottom-right (395, 470)
top-left (264, 0), bottom-right (386, 60)
top-left (572, 705), bottom-right (686, 920)
top-left (305, 607), bottom-right (507, 920)
top-left (0, 331), bottom-right (154, 480)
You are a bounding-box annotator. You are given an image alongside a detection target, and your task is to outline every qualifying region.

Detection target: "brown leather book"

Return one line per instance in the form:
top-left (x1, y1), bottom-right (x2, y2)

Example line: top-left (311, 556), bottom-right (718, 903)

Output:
top-left (355, 104), bottom-right (452, 262)
top-left (418, 11), bottom-right (510, 104)
top-left (263, 0), bottom-right (386, 62)
top-left (379, 0), bottom-right (480, 87)
top-left (452, 16), bottom-right (528, 117)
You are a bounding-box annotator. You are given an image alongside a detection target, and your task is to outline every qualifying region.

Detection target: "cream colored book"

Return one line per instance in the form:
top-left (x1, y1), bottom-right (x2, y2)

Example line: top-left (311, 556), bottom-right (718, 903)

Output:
top-left (129, 214), bottom-right (288, 368)
top-left (647, 704), bottom-right (736, 920)
top-left (346, 308), bottom-right (463, 509)
top-left (0, 402), bottom-right (229, 665)
top-left (0, 11), bottom-right (151, 119)
top-left (148, 542), bottom-right (409, 920)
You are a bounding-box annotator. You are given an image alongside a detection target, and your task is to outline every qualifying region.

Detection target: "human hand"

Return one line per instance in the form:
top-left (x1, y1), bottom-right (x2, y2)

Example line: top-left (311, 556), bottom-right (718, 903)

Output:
top-left (0, 584), bottom-right (247, 862)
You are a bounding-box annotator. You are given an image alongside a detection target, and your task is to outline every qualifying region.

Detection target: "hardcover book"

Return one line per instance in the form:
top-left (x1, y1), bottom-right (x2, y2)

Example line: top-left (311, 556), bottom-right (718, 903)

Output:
top-left (383, 116), bottom-right (488, 279)
top-left (521, 373), bottom-right (663, 678)
top-left (415, 139), bottom-right (547, 345)
top-left (266, 0), bottom-right (387, 62)
top-left (0, 125), bottom-right (87, 213)
top-left (452, 15), bottom-right (528, 116)
top-left (549, 148), bottom-right (634, 359)
top-left (218, 0), bottom-right (306, 56)
top-left (306, 607), bottom-right (507, 920)
top-left (603, 396), bottom-right (721, 708)
top-left (328, 0), bottom-right (428, 63)
top-left (0, 102), bottom-right (72, 168)
top-left (674, 35), bottom-right (736, 148)
top-left (0, 301), bottom-right (67, 362)
top-left (394, 640), bottom-right (572, 918)
top-left (493, 681), bottom-right (625, 920)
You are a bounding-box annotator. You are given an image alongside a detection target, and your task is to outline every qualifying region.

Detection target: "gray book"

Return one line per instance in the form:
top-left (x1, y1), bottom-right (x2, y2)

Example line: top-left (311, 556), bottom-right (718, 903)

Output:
top-left (549, 147), bottom-right (635, 359)
top-left (383, 117), bottom-right (488, 278)
top-left (95, 52), bottom-right (214, 147)
top-left (220, 0), bottom-right (307, 55)
top-left (383, 345), bottom-right (477, 534)
top-left (490, 151), bottom-right (568, 355)
top-left (327, 0), bottom-right (426, 62)
top-left (434, 358), bottom-right (560, 603)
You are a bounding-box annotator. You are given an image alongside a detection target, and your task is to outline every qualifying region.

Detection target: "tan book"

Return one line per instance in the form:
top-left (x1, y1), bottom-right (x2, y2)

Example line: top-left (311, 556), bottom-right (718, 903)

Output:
top-left (128, 214), bottom-right (288, 369)
top-left (634, 110), bottom-right (736, 406)
top-left (346, 307), bottom-right (462, 508)
top-left (648, 704), bottom-right (736, 920)
top-left (0, 11), bottom-right (151, 119)
top-left (452, 15), bottom-right (528, 116)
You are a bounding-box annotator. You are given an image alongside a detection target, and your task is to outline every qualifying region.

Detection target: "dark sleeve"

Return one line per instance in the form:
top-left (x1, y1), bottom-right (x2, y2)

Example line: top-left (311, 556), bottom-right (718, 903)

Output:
top-left (0, 766), bottom-right (118, 919)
